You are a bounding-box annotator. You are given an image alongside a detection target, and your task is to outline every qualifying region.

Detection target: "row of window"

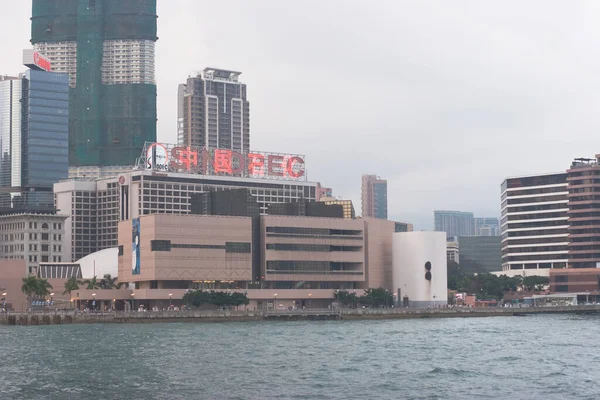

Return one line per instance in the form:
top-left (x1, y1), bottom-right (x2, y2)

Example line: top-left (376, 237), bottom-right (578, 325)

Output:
top-left (147, 240), bottom-right (252, 254)
top-left (266, 244), bottom-right (363, 252)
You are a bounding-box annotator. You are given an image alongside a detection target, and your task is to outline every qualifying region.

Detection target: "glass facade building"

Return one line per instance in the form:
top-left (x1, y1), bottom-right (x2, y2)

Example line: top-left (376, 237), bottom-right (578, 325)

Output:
top-left (0, 70), bottom-right (69, 212)
top-left (361, 175), bottom-right (388, 219)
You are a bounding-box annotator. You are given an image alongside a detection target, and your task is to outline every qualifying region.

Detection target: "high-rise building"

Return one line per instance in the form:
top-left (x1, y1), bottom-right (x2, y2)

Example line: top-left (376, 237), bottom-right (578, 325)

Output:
top-left (177, 68), bottom-right (250, 152)
top-left (474, 217), bottom-right (500, 236)
top-left (0, 54), bottom-right (69, 213)
top-left (458, 236), bottom-right (501, 273)
top-left (434, 210), bottom-right (474, 238)
top-left (567, 156), bottom-right (600, 268)
top-left (31, 0), bottom-right (158, 167)
top-left (500, 173), bottom-right (569, 272)
top-left (361, 175), bottom-right (387, 219)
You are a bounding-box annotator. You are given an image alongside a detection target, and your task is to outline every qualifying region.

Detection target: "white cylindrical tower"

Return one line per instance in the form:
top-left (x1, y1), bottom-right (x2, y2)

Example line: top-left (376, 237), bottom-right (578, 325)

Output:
top-left (392, 232), bottom-right (447, 307)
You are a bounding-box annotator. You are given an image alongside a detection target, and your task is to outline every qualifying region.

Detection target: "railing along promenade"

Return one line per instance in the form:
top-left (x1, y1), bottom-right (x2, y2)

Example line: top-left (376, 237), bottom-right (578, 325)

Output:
top-left (2, 304), bottom-right (600, 325)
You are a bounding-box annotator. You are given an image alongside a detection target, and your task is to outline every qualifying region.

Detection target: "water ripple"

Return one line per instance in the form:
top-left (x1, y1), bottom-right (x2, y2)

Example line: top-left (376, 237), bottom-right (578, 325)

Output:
top-left (1, 315), bottom-right (600, 399)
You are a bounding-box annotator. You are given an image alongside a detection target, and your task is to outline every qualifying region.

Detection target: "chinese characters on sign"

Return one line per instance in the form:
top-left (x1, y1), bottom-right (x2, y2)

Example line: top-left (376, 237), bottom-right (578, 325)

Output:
top-left (144, 143), bottom-right (306, 181)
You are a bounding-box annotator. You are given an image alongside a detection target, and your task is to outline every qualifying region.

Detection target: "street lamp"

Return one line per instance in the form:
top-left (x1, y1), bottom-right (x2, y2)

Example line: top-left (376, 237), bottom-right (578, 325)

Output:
top-left (92, 293), bottom-right (96, 311)
top-left (274, 293), bottom-right (278, 310)
top-left (130, 293), bottom-right (135, 311)
top-left (1, 292), bottom-right (6, 311)
top-left (393, 292), bottom-right (397, 307)
top-left (308, 293), bottom-right (312, 309)
top-left (49, 293), bottom-right (54, 308)
top-left (169, 293), bottom-right (173, 308)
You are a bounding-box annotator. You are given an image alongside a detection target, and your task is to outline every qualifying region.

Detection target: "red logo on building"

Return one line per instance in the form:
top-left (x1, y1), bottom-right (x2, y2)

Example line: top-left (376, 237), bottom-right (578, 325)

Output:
top-left (33, 52), bottom-right (51, 72)
top-left (118, 176), bottom-right (126, 185)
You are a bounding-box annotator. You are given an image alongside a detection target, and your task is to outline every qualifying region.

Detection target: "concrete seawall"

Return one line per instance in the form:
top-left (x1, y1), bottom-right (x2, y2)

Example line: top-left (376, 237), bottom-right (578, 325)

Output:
top-left (2, 305), bottom-right (600, 326)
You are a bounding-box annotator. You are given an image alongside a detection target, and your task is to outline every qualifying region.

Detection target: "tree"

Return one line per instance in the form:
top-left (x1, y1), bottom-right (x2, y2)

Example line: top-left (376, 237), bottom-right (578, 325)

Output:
top-left (82, 276), bottom-right (102, 290)
top-left (35, 279), bottom-right (53, 298)
top-left (63, 276), bottom-right (80, 296)
top-left (99, 274), bottom-right (126, 290)
top-left (21, 276), bottom-right (39, 308)
top-left (21, 277), bottom-right (53, 309)
top-left (359, 288), bottom-right (393, 307)
top-left (183, 290), bottom-right (211, 308)
top-left (334, 290), bottom-right (359, 307)
top-left (523, 276), bottom-right (549, 292)
top-left (231, 292), bottom-right (250, 309)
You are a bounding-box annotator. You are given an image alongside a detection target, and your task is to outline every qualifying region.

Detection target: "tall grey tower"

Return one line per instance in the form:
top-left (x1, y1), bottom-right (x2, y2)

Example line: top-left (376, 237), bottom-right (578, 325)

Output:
top-left (178, 68), bottom-right (250, 152)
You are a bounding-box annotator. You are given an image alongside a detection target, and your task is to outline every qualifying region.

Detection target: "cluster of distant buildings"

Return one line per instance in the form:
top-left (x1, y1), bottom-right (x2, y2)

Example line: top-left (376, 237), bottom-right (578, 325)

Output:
top-left (435, 155), bottom-right (600, 299)
top-left (0, 1), bottom-right (449, 312)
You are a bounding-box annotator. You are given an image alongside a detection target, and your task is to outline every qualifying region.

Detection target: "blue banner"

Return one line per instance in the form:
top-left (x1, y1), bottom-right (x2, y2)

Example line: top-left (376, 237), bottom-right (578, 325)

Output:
top-left (132, 218), bottom-right (141, 275)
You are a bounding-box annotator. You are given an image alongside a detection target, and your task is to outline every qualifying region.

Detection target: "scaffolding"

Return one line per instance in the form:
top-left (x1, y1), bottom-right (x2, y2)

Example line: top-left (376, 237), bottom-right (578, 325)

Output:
top-left (31, 0), bottom-right (158, 167)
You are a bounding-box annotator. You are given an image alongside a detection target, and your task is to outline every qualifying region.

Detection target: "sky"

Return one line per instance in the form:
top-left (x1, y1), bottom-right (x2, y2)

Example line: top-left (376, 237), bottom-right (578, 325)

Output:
top-left (1, 1), bottom-right (599, 229)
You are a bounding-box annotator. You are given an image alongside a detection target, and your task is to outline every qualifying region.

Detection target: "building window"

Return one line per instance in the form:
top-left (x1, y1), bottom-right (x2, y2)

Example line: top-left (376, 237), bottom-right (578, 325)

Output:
top-left (150, 240), bottom-right (172, 252)
top-left (41, 245), bottom-right (49, 252)
top-left (554, 275), bottom-right (568, 283)
top-left (41, 256), bottom-right (48, 262)
top-left (225, 242), bottom-right (251, 253)
top-left (118, 245), bottom-right (124, 256)
top-left (555, 285), bottom-right (569, 292)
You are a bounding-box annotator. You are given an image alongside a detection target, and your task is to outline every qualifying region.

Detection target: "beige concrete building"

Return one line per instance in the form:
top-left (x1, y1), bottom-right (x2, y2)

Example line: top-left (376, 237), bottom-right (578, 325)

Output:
top-left (118, 214), bottom-right (253, 290)
top-left (261, 216), bottom-right (365, 288)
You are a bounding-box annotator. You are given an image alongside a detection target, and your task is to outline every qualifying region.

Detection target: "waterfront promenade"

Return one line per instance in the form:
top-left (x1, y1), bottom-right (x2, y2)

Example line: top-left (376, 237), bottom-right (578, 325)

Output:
top-left (2, 304), bottom-right (600, 325)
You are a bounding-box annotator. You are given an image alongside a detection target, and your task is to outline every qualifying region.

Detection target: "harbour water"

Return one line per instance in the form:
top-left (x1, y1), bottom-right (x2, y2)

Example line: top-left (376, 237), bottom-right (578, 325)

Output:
top-left (1, 315), bottom-right (599, 399)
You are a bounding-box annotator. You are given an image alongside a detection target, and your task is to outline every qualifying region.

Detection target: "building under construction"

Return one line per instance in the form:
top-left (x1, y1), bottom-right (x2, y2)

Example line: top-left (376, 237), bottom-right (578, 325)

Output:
top-left (31, 0), bottom-right (158, 167)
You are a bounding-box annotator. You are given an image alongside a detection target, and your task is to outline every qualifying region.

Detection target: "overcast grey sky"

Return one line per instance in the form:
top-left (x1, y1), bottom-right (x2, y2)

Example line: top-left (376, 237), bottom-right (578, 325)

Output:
top-left (1, 1), bottom-right (598, 229)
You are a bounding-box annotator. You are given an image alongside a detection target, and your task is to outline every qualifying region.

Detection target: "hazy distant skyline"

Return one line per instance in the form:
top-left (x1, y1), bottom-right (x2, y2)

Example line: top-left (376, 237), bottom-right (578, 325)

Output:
top-left (2, 1), bottom-right (599, 229)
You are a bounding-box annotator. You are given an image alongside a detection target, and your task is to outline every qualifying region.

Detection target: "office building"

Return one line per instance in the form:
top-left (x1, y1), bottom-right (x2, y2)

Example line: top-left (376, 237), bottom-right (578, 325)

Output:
top-left (0, 55), bottom-right (69, 213)
top-left (567, 156), bottom-right (600, 268)
top-left (319, 196), bottom-right (356, 219)
top-left (474, 217), bottom-right (500, 236)
top-left (0, 213), bottom-right (68, 274)
top-left (361, 174), bottom-right (387, 219)
top-left (500, 172), bottom-right (569, 272)
top-left (446, 241), bottom-right (459, 263)
top-left (458, 236), bottom-right (501, 273)
top-left (31, 0), bottom-right (158, 166)
top-left (177, 68), bottom-right (250, 152)
top-left (434, 210), bottom-right (474, 238)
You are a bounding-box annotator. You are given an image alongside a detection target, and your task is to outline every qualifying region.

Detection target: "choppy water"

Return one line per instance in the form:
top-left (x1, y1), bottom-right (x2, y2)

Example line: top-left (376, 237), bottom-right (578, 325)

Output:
top-left (1, 315), bottom-right (600, 399)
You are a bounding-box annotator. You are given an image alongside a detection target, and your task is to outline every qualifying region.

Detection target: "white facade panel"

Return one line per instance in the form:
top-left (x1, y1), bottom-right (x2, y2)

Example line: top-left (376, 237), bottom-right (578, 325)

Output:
top-left (392, 232), bottom-right (447, 307)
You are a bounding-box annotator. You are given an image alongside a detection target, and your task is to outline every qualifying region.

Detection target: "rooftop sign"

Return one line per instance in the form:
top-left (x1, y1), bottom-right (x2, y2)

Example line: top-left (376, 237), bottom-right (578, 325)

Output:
top-left (23, 49), bottom-right (52, 72)
top-left (138, 142), bottom-right (307, 181)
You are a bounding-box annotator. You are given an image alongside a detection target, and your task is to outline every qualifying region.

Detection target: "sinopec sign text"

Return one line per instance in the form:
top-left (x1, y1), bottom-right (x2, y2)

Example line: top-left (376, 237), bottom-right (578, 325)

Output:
top-left (144, 143), bottom-right (306, 181)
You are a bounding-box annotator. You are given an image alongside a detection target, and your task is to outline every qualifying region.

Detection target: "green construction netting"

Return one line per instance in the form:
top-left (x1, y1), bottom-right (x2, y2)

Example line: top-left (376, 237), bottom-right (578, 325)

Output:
top-left (33, 0), bottom-right (157, 166)
top-left (31, 0), bottom-right (78, 43)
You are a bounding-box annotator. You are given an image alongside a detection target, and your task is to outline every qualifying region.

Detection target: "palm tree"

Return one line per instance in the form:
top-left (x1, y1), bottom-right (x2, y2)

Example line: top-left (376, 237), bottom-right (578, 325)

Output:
top-left (82, 276), bottom-right (102, 290)
top-left (35, 279), bottom-right (53, 298)
top-left (21, 276), bottom-right (38, 309)
top-left (99, 274), bottom-right (124, 289)
top-left (63, 276), bottom-right (80, 296)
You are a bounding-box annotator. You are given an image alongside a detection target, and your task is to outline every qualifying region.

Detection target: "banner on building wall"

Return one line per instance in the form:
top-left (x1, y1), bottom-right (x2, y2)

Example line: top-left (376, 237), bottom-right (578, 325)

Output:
top-left (132, 218), bottom-right (141, 275)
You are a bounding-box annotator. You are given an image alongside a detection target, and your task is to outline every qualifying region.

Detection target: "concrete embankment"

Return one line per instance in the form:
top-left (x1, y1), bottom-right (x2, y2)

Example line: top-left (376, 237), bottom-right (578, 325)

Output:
top-left (2, 305), bottom-right (600, 326)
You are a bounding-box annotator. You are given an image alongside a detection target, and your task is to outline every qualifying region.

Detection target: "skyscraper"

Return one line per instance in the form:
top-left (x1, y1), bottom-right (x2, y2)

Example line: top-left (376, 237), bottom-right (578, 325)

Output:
top-left (31, 0), bottom-right (158, 167)
top-left (474, 217), bottom-right (500, 236)
top-left (177, 68), bottom-right (250, 152)
top-left (361, 175), bottom-right (387, 219)
top-left (434, 210), bottom-right (474, 238)
top-left (0, 55), bottom-right (69, 212)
